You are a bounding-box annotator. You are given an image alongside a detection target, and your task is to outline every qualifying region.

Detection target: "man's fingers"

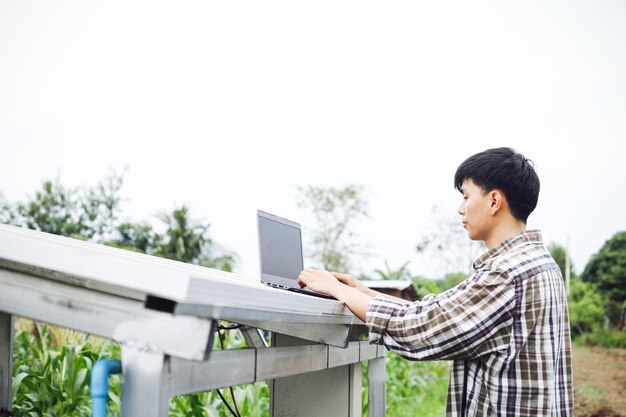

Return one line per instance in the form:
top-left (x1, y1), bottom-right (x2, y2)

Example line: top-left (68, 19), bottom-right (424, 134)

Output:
top-left (297, 271), bottom-right (309, 288)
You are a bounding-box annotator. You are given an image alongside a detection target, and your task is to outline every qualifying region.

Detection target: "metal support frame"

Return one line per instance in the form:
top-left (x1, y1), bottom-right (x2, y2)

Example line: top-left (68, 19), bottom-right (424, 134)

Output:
top-left (368, 355), bottom-right (387, 416)
top-left (0, 225), bottom-right (387, 416)
top-left (72, 336), bottom-right (385, 416)
top-left (270, 334), bottom-right (349, 417)
top-left (0, 312), bottom-right (13, 411)
top-left (0, 269), bottom-right (215, 361)
top-left (266, 335), bottom-right (386, 417)
top-left (163, 340), bottom-right (384, 397)
top-left (0, 318), bottom-right (386, 416)
top-left (120, 344), bottom-right (169, 416)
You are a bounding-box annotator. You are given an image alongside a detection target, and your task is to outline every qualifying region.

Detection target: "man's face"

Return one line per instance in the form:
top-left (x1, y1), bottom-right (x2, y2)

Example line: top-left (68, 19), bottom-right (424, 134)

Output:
top-left (458, 179), bottom-right (493, 241)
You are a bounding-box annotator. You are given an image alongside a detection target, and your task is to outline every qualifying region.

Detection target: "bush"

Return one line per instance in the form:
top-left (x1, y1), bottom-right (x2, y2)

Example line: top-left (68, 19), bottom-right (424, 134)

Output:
top-left (385, 353), bottom-right (449, 417)
top-left (568, 278), bottom-right (605, 335)
top-left (11, 323), bottom-right (121, 417)
top-left (363, 352), bottom-right (449, 417)
top-left (575, 328), bottom-right (626, 349)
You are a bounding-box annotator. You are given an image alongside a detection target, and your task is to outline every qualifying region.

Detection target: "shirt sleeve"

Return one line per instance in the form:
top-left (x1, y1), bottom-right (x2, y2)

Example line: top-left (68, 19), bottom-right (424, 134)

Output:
top-left (365, 269), bottom-right (516, 361)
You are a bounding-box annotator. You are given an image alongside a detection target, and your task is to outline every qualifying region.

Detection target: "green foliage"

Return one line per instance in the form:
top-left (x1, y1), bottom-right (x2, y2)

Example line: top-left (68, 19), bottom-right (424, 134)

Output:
top-left (11, 323), bottom-right (268, 417)
top-left (154, 206), bottom-right (210, 264)
top-left (410, 277), bottom-right (440, 299)
top-left (2, 175), bottom-right (236, 271)
top-left (548, 242), bottom-right (574, 278)
top-left (4, 173), bottom-right (124, 241)
top-left (108, 221), bottom-right (159, 253)
top-left (410, 273), bottom-right (467, 300)
top-left (4, 173), bottom-right (246, 416)
top-left (169, 382), bottom-right (269, 417)
top-left (372, 260), bottom-right (412, 281)
top-left (0, 192), bottom-right (18, 225)
top-left (381, 353), bottom-right (449, 417)
top-left (296, 184), bottom-right (369, 272)
top-left (437, 273), bottom-right (467, 292)
top-left (568, 278), bottom-right (605, 335)
top-left (106, 207), bottom-right (236, 270)
top-left (603, 300), bottom-right (624, 328)
top-left (11, 324), bottom-right (121, 417)
top-left (582, 231), bottom-right (626, 309)
top-left (575, 328), bottom-right (626, 349)
top-left (361, 263), bottom-right (457, 417)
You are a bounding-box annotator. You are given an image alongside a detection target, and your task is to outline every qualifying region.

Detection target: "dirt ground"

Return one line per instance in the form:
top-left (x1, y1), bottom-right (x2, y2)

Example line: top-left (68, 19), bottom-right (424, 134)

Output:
top-left (573, 345), bottom-right (626, 417)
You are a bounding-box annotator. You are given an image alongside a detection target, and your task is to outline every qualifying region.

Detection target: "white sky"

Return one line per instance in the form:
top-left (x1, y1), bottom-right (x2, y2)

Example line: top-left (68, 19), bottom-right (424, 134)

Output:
top-left (1, 1), bottom-right (625, 279)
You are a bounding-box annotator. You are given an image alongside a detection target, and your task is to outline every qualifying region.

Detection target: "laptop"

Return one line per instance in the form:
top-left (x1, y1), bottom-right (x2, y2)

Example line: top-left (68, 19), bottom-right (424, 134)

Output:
top-left (257, 210), bottom-right (333, 299)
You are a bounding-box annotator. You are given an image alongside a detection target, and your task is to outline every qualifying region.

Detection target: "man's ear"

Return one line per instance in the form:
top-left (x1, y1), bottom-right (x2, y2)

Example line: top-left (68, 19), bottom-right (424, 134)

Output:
top-left (489, 190), bottom-right (504, 215)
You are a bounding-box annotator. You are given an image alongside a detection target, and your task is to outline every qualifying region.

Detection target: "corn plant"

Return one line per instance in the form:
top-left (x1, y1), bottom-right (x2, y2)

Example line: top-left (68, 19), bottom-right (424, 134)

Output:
top-left (11, 322), bottom-right (269, 417)
top-left (385, 352), bottom-right (449, 417)
top-left (11, 323), bottom-right (121, 417)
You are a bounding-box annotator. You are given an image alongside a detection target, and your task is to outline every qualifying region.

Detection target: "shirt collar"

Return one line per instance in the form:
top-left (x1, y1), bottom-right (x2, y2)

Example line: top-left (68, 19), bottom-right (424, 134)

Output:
top-left (472, 229), bottom-right (543, 269)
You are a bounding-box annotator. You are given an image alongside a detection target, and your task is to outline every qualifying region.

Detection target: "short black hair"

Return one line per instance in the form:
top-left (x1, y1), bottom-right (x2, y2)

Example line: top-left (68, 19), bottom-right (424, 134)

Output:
top-left (454, 147), bottom-right (540, 223)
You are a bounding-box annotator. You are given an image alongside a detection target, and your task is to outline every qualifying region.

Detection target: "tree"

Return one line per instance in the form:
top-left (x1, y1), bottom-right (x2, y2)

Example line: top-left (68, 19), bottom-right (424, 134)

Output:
top-left (106, 222), bottom-right (159, 254)
top-left (3, 172), bottom-right (124, 242)
top-left (548, 242), bottom-right (574, 279)
top-left (415, 205), bottom-right (485, 277)
top-left (153, 206), bottom-right (236, 270)
top-left (0, 191), bottom-right (17, 225)
top-left (154, 206), bottom-right (208, 263)
top-left (568, 277), bottom-right (605, 335)
top-left (1, 175), bottom-right (237, 272)
top-left (437, 272), bottom-right (468, 292)
top-left (583, 231), bottom-right (626, 305)
top-left (372, 260), bottom-right (412, 281)
top-left (295, 184), bottom-right (369, 272)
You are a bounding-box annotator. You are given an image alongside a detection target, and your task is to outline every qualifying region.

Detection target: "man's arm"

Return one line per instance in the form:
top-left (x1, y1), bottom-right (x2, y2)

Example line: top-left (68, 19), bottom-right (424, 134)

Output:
top-left (301, 267), bottom-right (518, 362)
top-left (367, 268), bottom-right (516, 361)
top-left (297, 269), bottom-right (374, 321)
top-left (297, 268), bottom-right (414, 320)
top-left (332, 272), bottom-right (410, 304)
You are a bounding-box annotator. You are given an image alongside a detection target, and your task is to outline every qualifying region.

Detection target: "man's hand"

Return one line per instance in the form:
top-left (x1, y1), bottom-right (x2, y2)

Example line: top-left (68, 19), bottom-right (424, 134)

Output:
top-left (297, 268), bottom-right (342, 296)
top-left (297, 268), bottom-right (374, 322)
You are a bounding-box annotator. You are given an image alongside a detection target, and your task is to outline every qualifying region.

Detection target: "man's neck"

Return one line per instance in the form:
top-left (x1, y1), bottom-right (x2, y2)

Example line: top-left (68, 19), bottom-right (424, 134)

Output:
top-left (484, 220), bottom-right (526, 250)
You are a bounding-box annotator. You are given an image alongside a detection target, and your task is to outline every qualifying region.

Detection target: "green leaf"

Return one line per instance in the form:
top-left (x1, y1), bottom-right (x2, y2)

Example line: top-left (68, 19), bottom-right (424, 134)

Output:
top-left (12, 372), bottom-right (30, 397)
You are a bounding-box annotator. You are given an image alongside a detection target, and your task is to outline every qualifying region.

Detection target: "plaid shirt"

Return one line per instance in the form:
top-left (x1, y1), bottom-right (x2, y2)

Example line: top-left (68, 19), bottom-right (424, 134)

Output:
top-left (366, 230), bottom-right (573, 417)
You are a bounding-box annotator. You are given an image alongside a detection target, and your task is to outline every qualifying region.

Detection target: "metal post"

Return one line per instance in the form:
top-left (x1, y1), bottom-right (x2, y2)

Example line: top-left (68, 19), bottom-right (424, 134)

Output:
top-left (120, 343), bottom-right (169, 417)
top-left (368, 355), bottom-right (386, 417)
top-left (0, 312), bottom-right (14, 411)
top-left (270, 334), bottom-right (359, 417)
top-left (240, 326), bottom-right (268, 348)
top-left (349, 363), bottom-right (362, 417)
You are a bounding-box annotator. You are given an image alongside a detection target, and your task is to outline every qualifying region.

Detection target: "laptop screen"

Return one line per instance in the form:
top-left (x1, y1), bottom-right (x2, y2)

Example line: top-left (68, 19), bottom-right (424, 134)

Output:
top-left (258, 211), bottom-right (303, 287)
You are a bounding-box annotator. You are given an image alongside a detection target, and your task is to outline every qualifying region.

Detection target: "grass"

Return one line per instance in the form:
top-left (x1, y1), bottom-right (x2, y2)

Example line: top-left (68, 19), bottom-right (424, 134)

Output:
top-left (574, 328), bottom-right (626, 349)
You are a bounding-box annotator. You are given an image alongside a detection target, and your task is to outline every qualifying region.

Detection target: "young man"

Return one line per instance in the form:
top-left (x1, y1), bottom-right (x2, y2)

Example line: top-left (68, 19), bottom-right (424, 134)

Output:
top-left (297, 147), bottom-right (573, 417)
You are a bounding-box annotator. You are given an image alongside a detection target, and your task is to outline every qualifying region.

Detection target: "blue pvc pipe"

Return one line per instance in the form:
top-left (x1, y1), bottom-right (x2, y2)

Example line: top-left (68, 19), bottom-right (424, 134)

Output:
top-left (91, 358), bottom-right (122, 417)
